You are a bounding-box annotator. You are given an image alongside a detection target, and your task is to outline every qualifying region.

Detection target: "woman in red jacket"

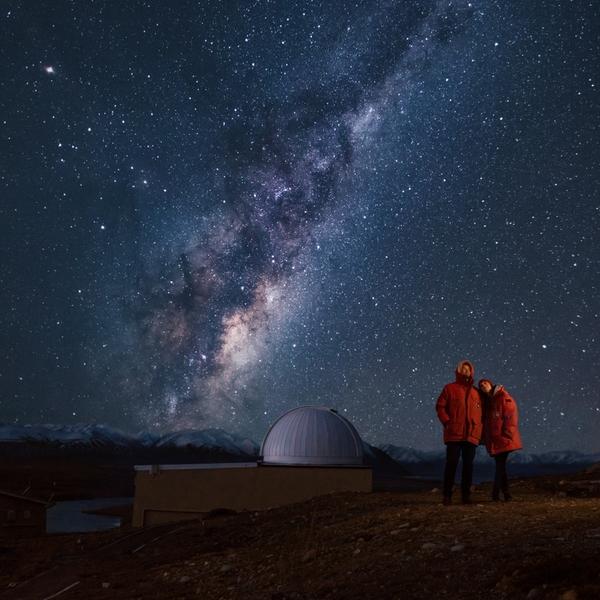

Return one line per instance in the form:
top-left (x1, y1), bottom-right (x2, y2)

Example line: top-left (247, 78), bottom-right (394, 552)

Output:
top-left (478, 379), bottom-right (523, 501)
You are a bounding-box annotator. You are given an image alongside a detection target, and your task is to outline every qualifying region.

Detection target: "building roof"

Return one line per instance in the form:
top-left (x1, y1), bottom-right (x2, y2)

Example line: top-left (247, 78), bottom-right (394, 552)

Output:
top-left (260, 406), bottom-right (364, 466)
top-left (134, 462), bottom-right (258, 472)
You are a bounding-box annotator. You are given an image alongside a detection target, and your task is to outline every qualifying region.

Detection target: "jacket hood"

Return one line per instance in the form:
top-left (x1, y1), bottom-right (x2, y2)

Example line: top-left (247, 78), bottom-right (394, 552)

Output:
top-left (455, 360), bottom-right (475, 385)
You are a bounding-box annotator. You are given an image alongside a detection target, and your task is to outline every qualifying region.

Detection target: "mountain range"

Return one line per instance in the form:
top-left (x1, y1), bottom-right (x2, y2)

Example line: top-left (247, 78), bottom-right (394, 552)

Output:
top-left (1, 424), bottom-right (598, 476)
top-left (0, 423), bottom-right (259, 456)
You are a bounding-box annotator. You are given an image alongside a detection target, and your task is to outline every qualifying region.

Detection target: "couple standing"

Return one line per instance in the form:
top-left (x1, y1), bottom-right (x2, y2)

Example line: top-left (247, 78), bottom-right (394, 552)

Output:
top-left (435, 360), bottom-right (522, 505)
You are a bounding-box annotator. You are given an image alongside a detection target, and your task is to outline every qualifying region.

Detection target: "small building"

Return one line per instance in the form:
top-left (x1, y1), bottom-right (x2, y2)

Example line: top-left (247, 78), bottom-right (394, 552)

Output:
top-left (133, 406), bottom-right (372, 527)
top-left (0, 490), bottom-right (51, 537)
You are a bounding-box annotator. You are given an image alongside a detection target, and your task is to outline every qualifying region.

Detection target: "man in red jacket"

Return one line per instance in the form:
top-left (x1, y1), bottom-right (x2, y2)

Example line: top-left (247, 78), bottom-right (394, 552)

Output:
top-left (436, 360), bottom-right (483, 505)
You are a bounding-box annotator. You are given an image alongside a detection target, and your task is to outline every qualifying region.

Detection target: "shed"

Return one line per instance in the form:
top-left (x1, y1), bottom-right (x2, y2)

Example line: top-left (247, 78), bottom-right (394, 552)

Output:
top-left (0, 490), bottom-right (52, 537)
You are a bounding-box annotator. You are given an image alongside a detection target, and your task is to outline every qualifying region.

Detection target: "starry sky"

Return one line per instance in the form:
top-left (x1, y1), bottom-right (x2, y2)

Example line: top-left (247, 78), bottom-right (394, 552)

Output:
top-left (1, 1), bottom-right (599, 453)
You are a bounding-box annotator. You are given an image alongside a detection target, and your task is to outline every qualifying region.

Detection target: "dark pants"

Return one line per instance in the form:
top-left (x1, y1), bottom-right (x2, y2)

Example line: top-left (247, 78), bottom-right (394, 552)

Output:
top-left (493, 451), bottom-right (511, 498)
top-left (443, 441), bottom-right (477, 499)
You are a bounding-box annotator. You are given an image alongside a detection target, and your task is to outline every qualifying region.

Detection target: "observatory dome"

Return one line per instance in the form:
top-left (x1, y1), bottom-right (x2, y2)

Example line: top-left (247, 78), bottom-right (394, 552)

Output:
top-left (260, 406), bottom-right (364, 466)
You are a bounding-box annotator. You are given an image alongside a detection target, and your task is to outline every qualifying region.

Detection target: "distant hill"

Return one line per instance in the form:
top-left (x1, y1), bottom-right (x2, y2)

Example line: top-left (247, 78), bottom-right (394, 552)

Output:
top-left (0, 424), bottom-right (260, 469)
top-left (0, 424), bottom-right (259, 458)
top-left (379, 443), bottom-right (600, 480)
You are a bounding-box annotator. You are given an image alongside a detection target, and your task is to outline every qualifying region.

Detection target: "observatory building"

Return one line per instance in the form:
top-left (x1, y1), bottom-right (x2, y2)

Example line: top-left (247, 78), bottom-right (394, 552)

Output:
top-left (132, 406), bottom-right (372, 527)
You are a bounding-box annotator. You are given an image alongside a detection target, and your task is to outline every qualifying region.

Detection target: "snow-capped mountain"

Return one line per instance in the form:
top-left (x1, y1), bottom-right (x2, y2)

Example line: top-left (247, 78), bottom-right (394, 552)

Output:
top-left (0, 423), bottom-right (136, 448)
top-left (0, 423), bottom-right (259, 456)
top-left (154, 428), bottom-right (259, 456)
top-left (378, 444), bottom-right (442, 464)
top-left (379, 443), bottom-right (600, 467)
top-left (505, 450), bottom-right (600, 466)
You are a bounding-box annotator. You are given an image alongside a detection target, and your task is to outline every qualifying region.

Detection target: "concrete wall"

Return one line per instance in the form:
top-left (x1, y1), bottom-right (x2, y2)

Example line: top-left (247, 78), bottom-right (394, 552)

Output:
top-left (133, 463), bottom-right (372, 527)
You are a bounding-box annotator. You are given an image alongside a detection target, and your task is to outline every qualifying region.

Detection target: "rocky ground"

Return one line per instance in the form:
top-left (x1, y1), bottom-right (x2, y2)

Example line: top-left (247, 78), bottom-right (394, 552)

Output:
top-left (1, 475), bottom-right (600, 600)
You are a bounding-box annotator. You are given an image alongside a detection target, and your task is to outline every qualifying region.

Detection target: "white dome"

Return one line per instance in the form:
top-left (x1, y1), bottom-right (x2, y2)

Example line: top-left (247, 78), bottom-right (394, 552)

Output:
top-left (260, 406), bottom-right (364, 466)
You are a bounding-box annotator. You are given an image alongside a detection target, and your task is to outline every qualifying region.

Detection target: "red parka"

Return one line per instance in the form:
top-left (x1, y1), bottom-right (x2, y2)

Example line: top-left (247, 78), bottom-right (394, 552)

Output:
top-left (483, 385), bottom-right (523, 456)
top-left (436, 361), bottom-right (483, 446)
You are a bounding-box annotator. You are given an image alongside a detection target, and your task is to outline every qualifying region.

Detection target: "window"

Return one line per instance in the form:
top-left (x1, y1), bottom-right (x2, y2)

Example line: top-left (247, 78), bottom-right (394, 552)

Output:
top-left (7, 510), bottom-right (16, 522)
top-left (23, 510), bottom-right (31, 520)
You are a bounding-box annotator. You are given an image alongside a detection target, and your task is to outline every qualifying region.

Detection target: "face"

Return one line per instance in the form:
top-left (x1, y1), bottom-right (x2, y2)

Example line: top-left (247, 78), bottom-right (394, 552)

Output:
top-left (480, 381), bottom-right (492, 394)
top-left (458, 363), bottom-right (472, 377)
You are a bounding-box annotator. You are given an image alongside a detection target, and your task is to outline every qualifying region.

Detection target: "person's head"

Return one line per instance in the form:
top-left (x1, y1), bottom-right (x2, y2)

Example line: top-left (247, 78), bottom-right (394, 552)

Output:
top-left (458, 362), bottom-right (472, 377)
top-left (478, 379), bottom-right (493, 394)
top-left (455, 360), bottom-right (474, 383)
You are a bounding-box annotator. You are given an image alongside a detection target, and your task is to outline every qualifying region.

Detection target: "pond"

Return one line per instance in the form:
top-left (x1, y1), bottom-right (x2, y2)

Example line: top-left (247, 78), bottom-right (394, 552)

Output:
top-left (46, 497), bottom-right (133, 534)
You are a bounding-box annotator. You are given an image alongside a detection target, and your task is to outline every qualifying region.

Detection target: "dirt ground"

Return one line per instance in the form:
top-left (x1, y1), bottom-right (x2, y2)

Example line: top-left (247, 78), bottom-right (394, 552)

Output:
top-left (1, 477), bottom-right (600, 600)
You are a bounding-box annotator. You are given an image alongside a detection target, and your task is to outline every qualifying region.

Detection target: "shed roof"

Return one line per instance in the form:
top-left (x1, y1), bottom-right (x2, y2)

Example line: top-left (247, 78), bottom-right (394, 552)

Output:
top-left (0, 490), bottom-right (51, 505)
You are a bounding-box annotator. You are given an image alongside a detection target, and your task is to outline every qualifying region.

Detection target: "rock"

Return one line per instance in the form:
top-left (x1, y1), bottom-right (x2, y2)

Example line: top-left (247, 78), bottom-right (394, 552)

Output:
top-left (421, 542), bottom-right (437, 551)
top-left (398, 522), bottom-right (410, 528)
top-left (353, 548), bottom-right (361, 555)
top-left (585, 528), bottom-right (600, 538)
top-left (526, 588), bottom-right (542, 599)
top-left (450, 544), bottom-right (465, 552)
top-left (220, 564), bottom-right (234, 573)
top-left (301, 549), bottom-right (317, 563)
top-left (179, 576), bottom-right (191, 584)
top-left (561, 591), bottom-right (578, 600)
top-left (101, 582), bottom-right (111, 589)
top-left (495, 575), bottom-right (512, 591)
top-left (430, 488), bottom-right (440, 493)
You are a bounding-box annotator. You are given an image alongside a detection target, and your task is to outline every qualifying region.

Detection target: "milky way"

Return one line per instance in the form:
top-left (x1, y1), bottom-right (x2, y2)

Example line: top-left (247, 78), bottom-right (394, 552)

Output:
top-left (127, 1), bottom-right (477, 432)
top-left (2, 1), bottom-right (599, 451)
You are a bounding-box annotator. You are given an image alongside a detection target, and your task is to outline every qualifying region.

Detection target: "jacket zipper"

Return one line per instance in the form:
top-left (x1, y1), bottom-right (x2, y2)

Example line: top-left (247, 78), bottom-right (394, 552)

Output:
top-left (464, 385), bottom-right (471, 439)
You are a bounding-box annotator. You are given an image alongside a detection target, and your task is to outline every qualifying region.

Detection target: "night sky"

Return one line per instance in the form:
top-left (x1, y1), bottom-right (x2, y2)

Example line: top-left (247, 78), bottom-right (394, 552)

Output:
top-left (2, 1), bottom-right (599, 453)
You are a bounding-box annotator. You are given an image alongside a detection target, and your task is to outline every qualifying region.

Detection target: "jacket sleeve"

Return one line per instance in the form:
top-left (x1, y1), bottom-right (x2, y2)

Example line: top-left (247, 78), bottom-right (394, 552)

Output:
top-left (436, 386), bottom-right (450, 426)
top-left (501, 394), bottom-right (518, 439)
